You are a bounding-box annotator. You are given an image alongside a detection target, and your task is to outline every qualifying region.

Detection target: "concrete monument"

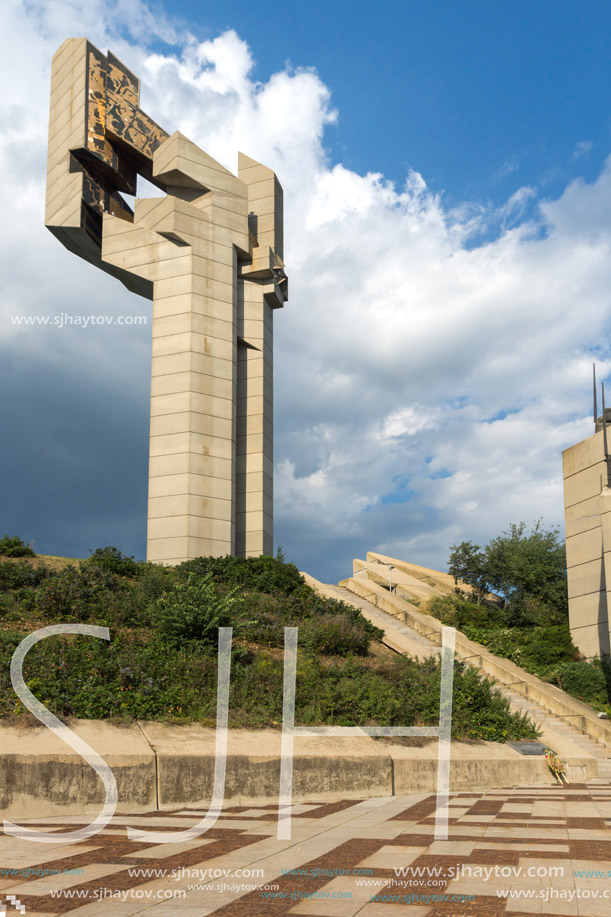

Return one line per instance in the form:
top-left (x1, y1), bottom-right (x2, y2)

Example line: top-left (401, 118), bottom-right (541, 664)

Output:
top-left (45, 39), bottom-right (287, 564)
top-left (562, 366), bottom-right (611, 657)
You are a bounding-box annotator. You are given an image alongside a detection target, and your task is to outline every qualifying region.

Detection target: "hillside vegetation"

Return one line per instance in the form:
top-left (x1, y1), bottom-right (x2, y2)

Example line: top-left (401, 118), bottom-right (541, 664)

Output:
top-left (0, 538), bottom-right (537, 742)
top-left (440, 522), bottom-right (611, 713)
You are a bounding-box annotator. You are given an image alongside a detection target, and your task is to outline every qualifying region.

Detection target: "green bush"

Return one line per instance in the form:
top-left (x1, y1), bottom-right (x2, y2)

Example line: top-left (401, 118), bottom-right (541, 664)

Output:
top-left (293, 655), bottom-right (537, 741)
top-left (427, 594), bottom-right (498, 629)
top-left (232, 589), bottom-right (383, 654)
top-left (296, 657), bottom-right (402, 726)
top-left (177, 554), bottom-right (305, 596)
top-left (33, 564), bottom-right (125, 623)
top-left (86, 546), bottom-right (140, 577)
top-left (299, 614), bottom-right (371, 657)
top-left (520, 625), bottom-right (579, 672)
top-left (551, 660), bottom-right (609, 708)
top-left (153, 574), bottom-right (242, 647)
top-left (0, 535), bottom-right (35, 557)
top-left (0, 629), bottom-right (221, 721)
top-left (0, 561), bottom-right (48, 592)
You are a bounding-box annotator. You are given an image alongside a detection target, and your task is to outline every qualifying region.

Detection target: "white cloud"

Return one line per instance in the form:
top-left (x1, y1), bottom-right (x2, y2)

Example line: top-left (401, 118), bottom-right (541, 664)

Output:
top-left (1, 0), bottom-right (611, 580)
top-left (573, 140), bottom-right (594, 159)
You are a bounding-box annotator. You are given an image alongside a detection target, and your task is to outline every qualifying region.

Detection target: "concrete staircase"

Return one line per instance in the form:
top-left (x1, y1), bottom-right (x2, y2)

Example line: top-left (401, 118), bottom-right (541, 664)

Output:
top-left (322, 583), bottom-right (441, 659)
top-left (502, 685), bottom-right (611, 780)
top-left (304, 553), bottom-right (611, 781)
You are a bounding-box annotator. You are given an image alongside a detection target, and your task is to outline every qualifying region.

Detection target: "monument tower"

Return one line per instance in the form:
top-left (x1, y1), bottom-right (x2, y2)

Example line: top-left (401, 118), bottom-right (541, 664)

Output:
top-left (45, 38), bottom-right (288, 564)
top-left (562, 367), bottom-right (611, 658)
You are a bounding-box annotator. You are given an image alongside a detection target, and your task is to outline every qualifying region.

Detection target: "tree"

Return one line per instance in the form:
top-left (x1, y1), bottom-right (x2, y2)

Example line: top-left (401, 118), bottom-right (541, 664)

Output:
top-left (447, 541), bottom-right (489, 604)
top-left (448, 521), bottom-right (568, 622)
top-left (485, 521), bottom-right (567, 618)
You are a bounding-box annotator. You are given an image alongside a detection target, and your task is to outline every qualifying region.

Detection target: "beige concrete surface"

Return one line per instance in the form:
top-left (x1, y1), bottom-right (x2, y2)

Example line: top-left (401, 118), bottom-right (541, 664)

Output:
top-left (1, 720), bottom-right (578, 821)
top-left (45, 38), bottom-right (288, 563)
top-left (0, 720), bottom-right (156, 819)
top-left (562, 428), bottom-right (611, 657)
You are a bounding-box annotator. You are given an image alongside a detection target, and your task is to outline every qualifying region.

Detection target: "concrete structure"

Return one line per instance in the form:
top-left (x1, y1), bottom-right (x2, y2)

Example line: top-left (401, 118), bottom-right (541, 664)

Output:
top-left (314, 553), bottom-right (611, 774)
top-left (45, 38), bottom-right (287, 563)
top-left (562, 401), bottom-right (611, 658)
top-left (0, 721), bottom-right (594, 820)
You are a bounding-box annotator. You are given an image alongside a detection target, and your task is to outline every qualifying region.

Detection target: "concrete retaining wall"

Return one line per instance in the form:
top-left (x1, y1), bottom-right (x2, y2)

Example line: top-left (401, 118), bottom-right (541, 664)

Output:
top-left (0, 722), bottom-right (596, 820)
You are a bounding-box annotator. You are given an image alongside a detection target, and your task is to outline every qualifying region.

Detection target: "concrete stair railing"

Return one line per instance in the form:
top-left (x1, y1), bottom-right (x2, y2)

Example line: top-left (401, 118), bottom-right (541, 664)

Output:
top-left (339, 557), bottom-right (611, 754)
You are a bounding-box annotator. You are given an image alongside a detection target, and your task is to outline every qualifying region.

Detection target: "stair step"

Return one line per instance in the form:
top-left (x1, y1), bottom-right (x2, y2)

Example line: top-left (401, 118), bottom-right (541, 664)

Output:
top-left (339, 577), bottom-right (611, 770)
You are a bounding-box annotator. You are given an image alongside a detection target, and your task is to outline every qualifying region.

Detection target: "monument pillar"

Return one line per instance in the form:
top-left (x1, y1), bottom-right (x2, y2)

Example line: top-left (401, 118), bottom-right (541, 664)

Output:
top-left (562, 374), bottom-right (611, 657)
top-left (45, 39), bottom-right (287, 563)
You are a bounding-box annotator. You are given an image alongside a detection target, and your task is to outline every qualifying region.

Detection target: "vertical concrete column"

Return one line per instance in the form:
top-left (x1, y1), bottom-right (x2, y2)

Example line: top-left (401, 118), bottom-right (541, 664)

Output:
top-left (146, 233), bottom-right (238, 563)
top-left (102, 134), bottom-right (252, 563)
top-left (235, 285), bottom-right (274, 556)
top-left (236, 155), bottom-right (285, 556)
top-left (599, 487), bottom-right (611, 655)
top-left (562, 431), bottom-right (611, 657)
top-left (45, 39), bottom-right (88, 250)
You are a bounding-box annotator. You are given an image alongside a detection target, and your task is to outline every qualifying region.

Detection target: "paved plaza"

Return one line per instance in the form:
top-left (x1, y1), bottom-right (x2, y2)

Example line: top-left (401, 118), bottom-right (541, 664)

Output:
top-left (1, 783), bottom-right (610, 916)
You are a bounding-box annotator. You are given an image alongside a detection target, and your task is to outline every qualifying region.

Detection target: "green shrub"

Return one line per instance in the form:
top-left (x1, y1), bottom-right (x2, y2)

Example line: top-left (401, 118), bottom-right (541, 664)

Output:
top-left (0, 535), bottom-right (35, 557)
top-left (299, 614), bottom-right (371, 657)
top-left (297, 657), bottom-right (402, 726)
top-left (427, 594), bottom-right (498, 629)
top-left (177, 554), bottom-right (305, 596)
top-left (86, 546), bottom-right (140, 577)
top-left (33, 564), bottom-right (125, 623)
top-left (293, 655), bottom-right (538, 740)
top-left (231, 589), bottom-right (383, 654)
top-left (448, 662), bottom-right (537, 741)
top-left (153, 574), bottom-right (242, 647)
top-left (0, 561), bottom-right (48, 592)
top-left (0, 629), bottom-right (221, 721)
top-left (520, 625), bottom-right (579, 671)
top-left (550, 660), bottom-right (609, 707)
top-left (281, 590), bottom-right (384, 641)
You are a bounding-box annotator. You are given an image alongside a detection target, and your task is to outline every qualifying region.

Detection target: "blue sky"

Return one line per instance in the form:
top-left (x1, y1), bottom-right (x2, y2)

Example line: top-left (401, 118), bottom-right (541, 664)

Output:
top-left (170, 0), bottom-right (611, 210)
top-left (2, 0), bottom-right (611, 582)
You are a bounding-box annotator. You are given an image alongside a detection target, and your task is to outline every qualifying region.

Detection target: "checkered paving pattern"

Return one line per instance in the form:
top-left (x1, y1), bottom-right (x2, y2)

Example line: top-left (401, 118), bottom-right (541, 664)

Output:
top-left (1, 784), bottom-right (610, 915)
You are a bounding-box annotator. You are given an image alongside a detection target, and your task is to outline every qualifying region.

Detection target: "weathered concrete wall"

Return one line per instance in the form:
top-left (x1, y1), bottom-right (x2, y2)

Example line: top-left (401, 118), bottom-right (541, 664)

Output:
top-left (0, 721), bottom-right (596, 820)
top-left (0, 721), bottom-right (157, 820)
